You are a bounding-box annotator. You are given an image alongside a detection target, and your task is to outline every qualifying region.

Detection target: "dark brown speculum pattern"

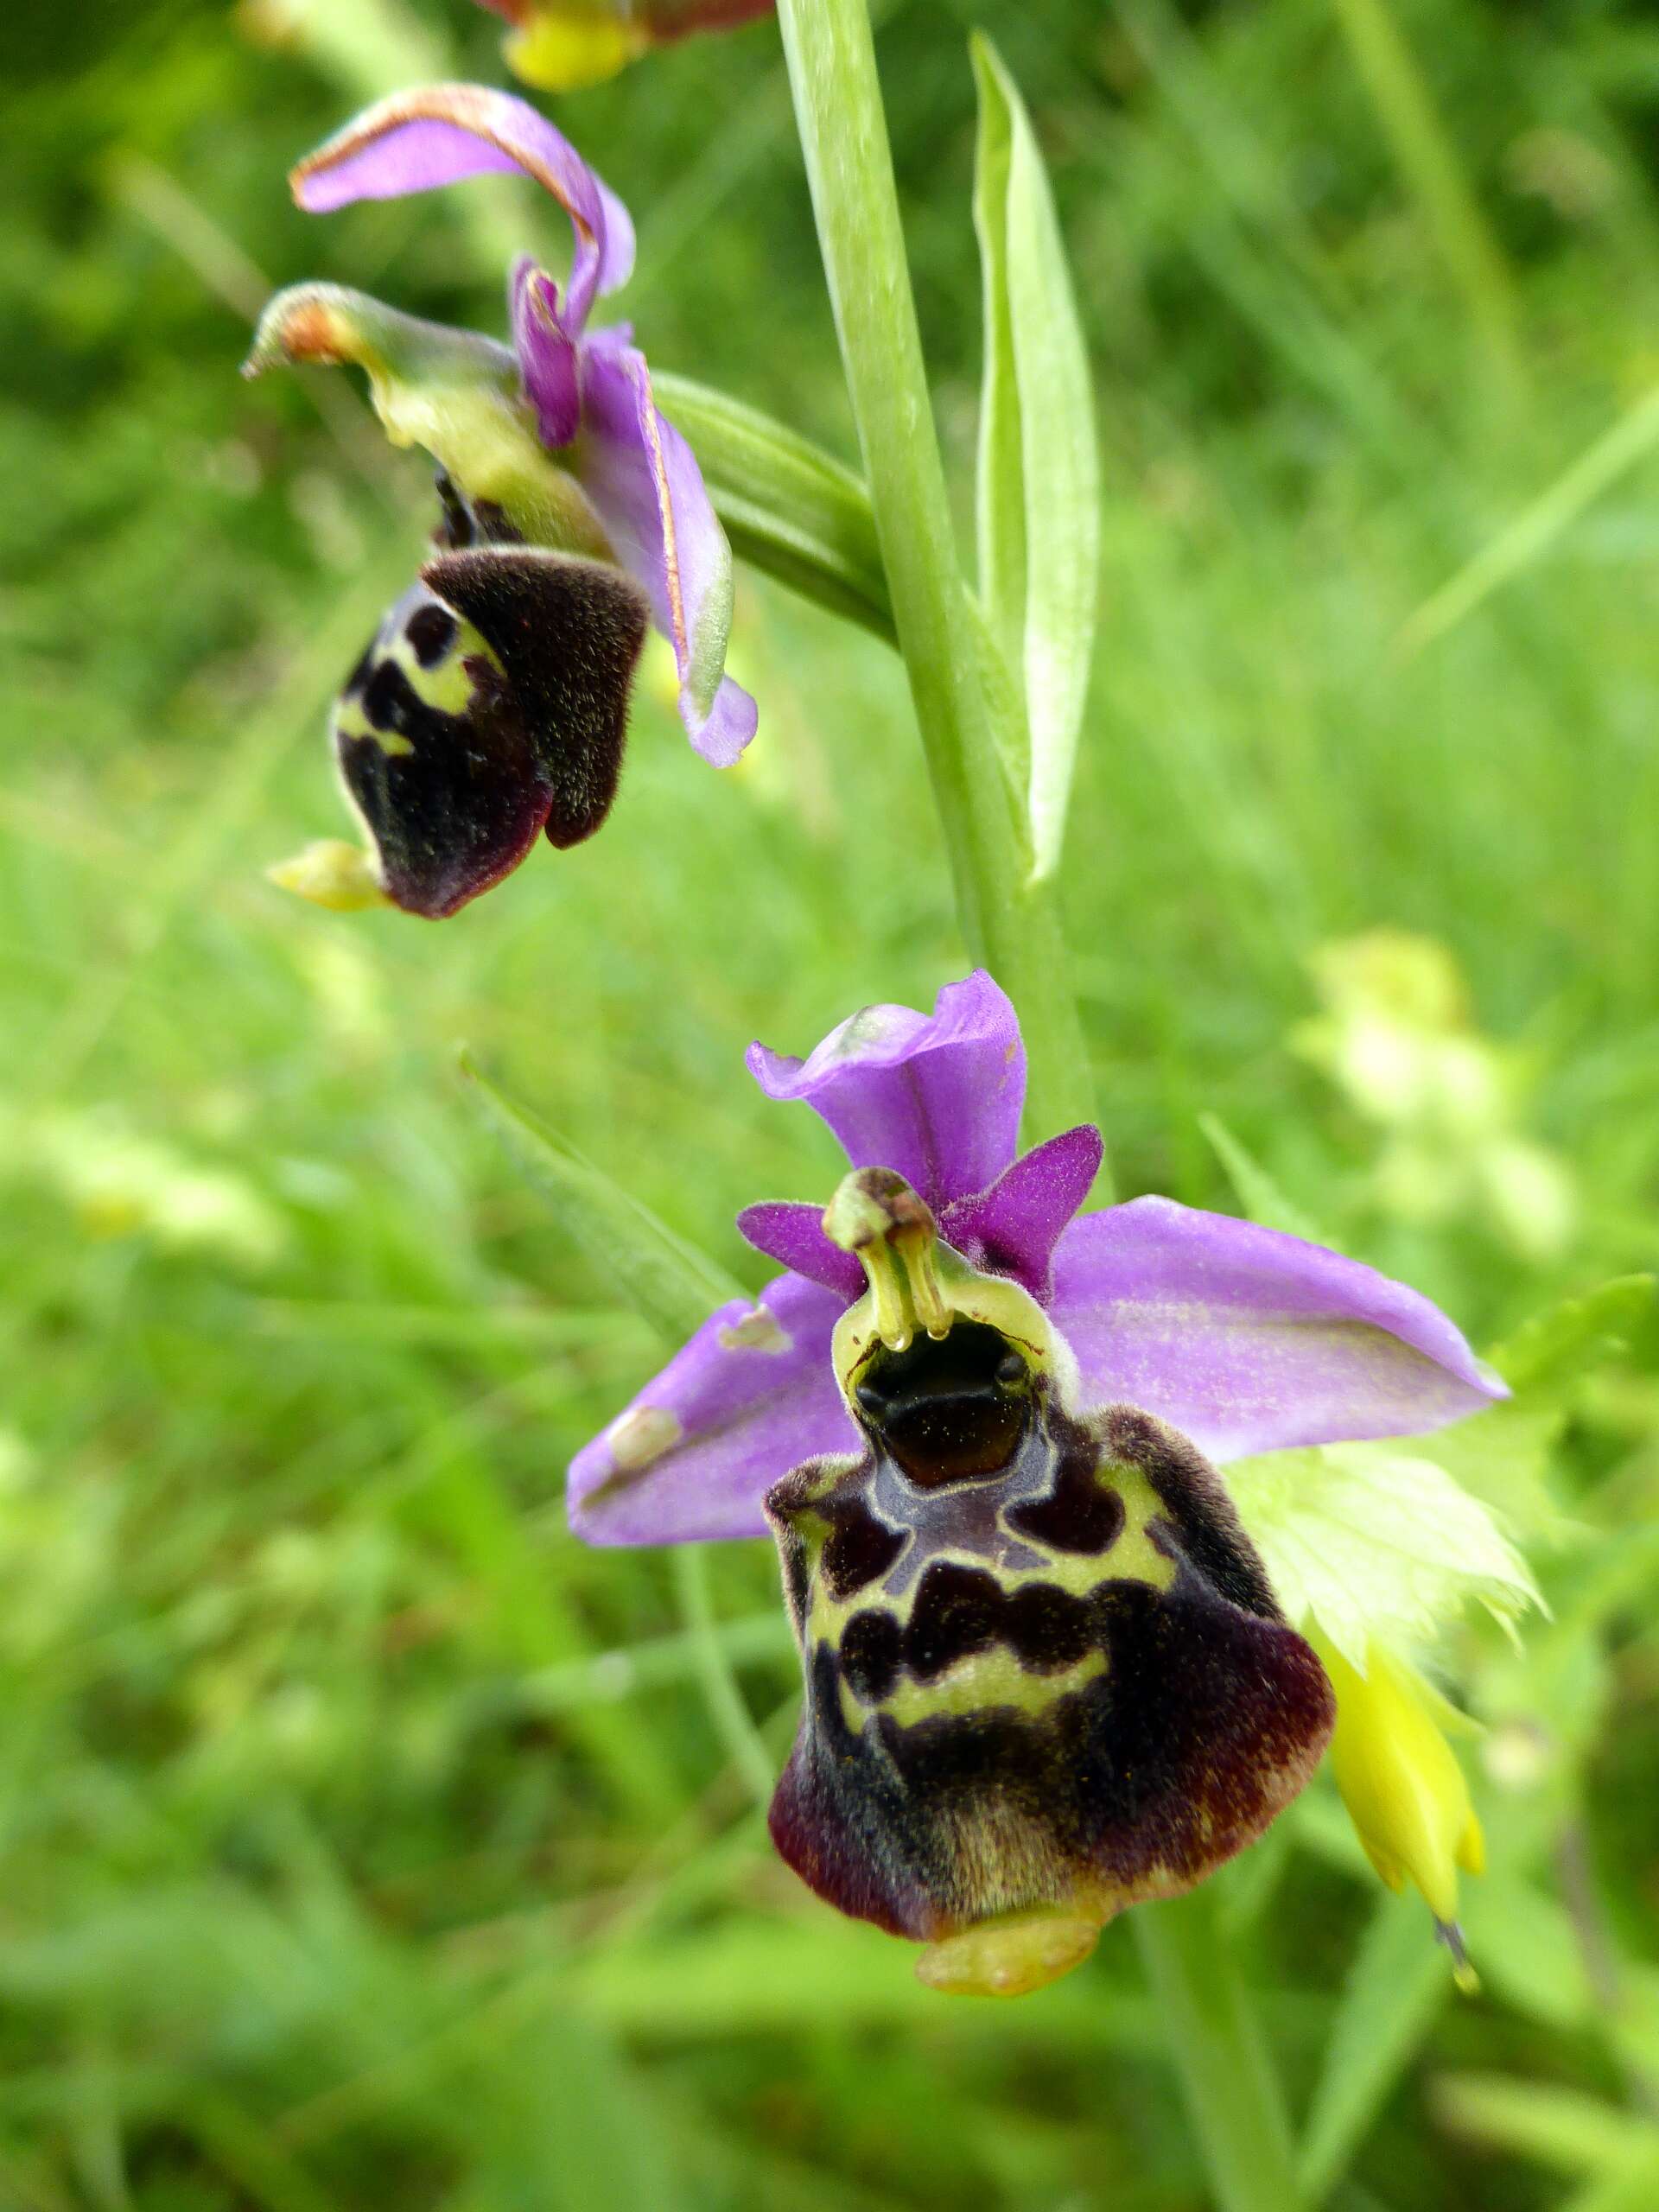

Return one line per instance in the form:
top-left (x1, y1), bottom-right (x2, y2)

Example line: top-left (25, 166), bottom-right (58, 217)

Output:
top-left (765, 1329), bottom-right (1334, 1942)
top-left (332, 473), bottom-right (647, 917)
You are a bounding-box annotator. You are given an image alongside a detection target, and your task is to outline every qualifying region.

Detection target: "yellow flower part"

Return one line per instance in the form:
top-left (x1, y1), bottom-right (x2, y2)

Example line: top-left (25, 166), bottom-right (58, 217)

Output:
top-left (267, 839), bottom-right (391, 913)
top-left (499, 10), bottom-right (649, 91)
top-left (1318, 1636), bottom-right (1485, 1991)
top-left (479, 2), bottom-right (775, 93)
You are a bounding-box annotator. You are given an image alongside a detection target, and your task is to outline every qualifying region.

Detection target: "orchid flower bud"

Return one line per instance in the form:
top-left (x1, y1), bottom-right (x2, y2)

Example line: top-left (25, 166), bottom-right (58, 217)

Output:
top-left (1319, 1637), bottom-right (1486, 1989)
top-left (251, 86), bottom-right (755, 915)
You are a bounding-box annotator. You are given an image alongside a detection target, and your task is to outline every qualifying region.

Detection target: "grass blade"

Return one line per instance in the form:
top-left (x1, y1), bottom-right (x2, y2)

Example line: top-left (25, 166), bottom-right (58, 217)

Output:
top-left (461, 1052), bottom-right (743, 1345)
top-left (1298, 1890), bottom-right (1451, 2203)
top-left (1402, 387), bottom-right (1659, 654)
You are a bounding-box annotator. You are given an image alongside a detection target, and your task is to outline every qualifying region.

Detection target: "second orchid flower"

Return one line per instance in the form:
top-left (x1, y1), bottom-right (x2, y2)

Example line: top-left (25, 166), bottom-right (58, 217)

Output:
top-left (247, 85), bottom-right (755, 918)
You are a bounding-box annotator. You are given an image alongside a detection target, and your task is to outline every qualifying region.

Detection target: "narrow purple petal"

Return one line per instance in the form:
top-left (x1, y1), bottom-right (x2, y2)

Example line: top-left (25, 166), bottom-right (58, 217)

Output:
top-left (511, 260), bottom-right (582, 448)
top-left (695, 675), bottom-right (761, 770)
top-left (1049, 1196), bottom-right (1506, 1462)
top-left (569, 1273), bottom-right (854, 1545)
top-left (736, 1201), bottom-right (865, 1301)
top-left (747, 971), bottom-right (1027, 1211)
top-left (290, 85), bottom-right (633, 329)
top-left (573, 334), bottom-right (755, 763)
top-left (941, 1122), bottom-right (1103, 1299)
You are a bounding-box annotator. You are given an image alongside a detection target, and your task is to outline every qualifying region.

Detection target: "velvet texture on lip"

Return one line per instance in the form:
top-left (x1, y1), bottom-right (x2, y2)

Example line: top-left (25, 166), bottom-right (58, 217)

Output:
top-left (247, 84), bottom-right (755, 917)
top-left (763, 1177), bottom-right (1337, 1974)
top-left (569, 973), bottom-right (1507, 1988)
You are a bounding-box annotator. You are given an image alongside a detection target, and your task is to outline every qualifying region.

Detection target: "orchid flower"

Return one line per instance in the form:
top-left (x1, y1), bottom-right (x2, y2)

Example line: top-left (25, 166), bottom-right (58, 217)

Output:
top-left (571, 971), bottom-right (1514, 1994)
top-left (246, 85), bottom-right (755, 918)
top-left (475, 0), bottom-right (775, 92)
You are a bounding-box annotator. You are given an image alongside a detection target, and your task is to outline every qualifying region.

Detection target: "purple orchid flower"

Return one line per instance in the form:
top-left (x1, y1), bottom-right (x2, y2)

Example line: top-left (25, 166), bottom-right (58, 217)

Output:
top-left (570, 971), bottom-right (1506, 1995)
top-left (247, 85), bottom-right (754, 918)
top-left (572, 970), bottom-right (1502, 1545)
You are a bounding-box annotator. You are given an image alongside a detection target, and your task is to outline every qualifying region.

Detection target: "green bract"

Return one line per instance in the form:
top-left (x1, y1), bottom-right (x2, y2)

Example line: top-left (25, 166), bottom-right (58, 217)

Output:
top-left (1228, 1440), bottom-right (1540, 1671)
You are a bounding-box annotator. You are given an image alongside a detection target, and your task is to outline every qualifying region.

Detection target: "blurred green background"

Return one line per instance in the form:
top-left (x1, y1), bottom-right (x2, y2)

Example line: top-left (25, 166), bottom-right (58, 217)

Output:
top-left (3, 0), bottom-right (1659, 2205)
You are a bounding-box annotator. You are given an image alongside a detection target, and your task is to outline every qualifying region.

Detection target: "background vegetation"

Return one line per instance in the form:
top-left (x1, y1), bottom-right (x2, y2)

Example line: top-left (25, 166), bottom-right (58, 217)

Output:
top-left (3, 0), bottom-right (1658, 2204)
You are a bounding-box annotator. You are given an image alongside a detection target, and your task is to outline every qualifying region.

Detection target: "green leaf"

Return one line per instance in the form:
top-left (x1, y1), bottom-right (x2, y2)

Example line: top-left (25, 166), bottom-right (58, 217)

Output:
top-left (1132, 1891), bottom-right (1301, 2212)
top-left (1198, 1110), bottom-right (1332, 1244)
top-left (1489, 1274), bottom-right (1654, 1395)
top-left (1410, 1397), bottom-right (1569, 1540)
top-left (1402, 1276), bottom-right (1654, 1539)
top-left (510, 1612), bottom-right (793, 1719)
top-left (1227, 1440), bottom-right (1539, 1669)
top-left (569, 1914), bottom-right (1156, 2043)
top-left (671, 1547), bottom-right (777, 1811)
top-left (651, 372), bottom-right (894, 642)
top-left (971, 34), bottom-right (1101, 881)
top-left (1432, 2073), bottom-right (1659, 2179)
top-left (973, 47), bottom-right (1027, 705)
top-left (1297, 1890), bottom-right (1451, 2204)
top-left (1559, 2157), bottom-right (1659, 2212)
top-left (963, 584), bottom-right (1033, 849)
top-left (1459, 1876), bottom-right (1596, 2031)
top-left (460, 1052), bottom-right (743, 1346)
top-left (1410, 1275), bottom-right (1655, 1538)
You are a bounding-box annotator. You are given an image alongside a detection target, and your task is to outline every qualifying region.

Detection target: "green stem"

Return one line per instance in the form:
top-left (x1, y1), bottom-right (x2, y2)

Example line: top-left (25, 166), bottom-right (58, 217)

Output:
top-left (773, 0), bottom-right (1102, 1170)
top-left (1134, 1891), bottom-right (1305, 2212)
top-left (671, 1548), bottom-right (778, 1811)
top-left (772, 16), bottom-right (1307, 2193)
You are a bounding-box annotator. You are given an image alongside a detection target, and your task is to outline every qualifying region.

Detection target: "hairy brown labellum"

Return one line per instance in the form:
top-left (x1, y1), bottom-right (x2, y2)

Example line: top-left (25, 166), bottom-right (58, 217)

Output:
top-left (333, 543), bottom-right (647, 918)
top-left (765, 1327), bottom-right (1334, 1945)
